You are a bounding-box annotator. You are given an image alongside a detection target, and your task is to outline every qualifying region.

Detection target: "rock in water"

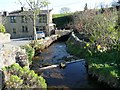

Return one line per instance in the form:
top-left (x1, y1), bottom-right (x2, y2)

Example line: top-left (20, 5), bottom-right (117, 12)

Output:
top-left (59, 62), bottom-right (66, 69)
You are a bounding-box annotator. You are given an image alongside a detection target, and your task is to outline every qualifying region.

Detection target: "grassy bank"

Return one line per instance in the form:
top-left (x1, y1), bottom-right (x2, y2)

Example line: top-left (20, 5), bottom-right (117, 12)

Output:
top-left (66, 32), bottom-right (120, 88)
top-left (66, 32), bottom-right (87, 58)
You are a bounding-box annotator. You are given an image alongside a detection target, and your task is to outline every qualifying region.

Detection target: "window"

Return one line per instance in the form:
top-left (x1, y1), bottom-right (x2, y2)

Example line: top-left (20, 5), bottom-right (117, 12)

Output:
top-left (43, 15), bottom-right (47, 23)
top-left (39, 15), bottom-right (47, 23)
top-left (39, 26), bottom-right (43, 31)
top-left (22, 26), bottom-right (24, 32)
top-left (36, 26), bottom-right (46, 31)
top-left (21, 16), bottom-right (27, 23)
top-left (25, 26), bottom-right (28, 32)
top-left (13, 28), bottom-right (16, 34)
top-left (10, 16), bottom-right (16, 23)
top-left (36, 27), bottom-right (39, 31)
top-left (22, 26), bottom-right (28, 32)
top-left (39, 16), bottom-right (42, 23)
top-left (43, 26), bottom-right (46, 30)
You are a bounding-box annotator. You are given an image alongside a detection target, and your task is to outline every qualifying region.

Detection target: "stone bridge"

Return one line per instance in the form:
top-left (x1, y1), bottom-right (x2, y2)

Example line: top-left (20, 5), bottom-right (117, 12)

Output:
top-left (55, 29), bottom-right (73, 37)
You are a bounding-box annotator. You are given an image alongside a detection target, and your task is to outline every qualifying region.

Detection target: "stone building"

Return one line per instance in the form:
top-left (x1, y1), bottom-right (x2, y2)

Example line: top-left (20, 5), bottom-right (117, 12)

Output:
top-left (1, 7), bottom-right (55, 39)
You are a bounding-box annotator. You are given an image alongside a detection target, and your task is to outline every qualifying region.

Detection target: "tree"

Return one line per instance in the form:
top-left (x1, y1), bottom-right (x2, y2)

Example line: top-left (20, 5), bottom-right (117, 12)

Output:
top-left (99, 2), bottom-right (105, 13)
top-left (112, 0), bottom-right (120, 6)
top-left (84, 3), bottom-right (88, 11)
top-left (18, 0), bottom-right (50, 40)
top-left (60, 7), bottom-right (71, 14)
top-left (112, 0), bottom-right (120, 10)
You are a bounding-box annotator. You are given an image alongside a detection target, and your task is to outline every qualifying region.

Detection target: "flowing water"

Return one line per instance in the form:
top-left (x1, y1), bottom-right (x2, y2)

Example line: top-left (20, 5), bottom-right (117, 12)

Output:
top-left (32, 42), bottom-right (110, 89)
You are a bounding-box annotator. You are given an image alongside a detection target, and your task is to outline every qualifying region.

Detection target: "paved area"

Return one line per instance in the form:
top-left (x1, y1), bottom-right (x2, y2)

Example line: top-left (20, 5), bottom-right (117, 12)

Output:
top-left (3, 38), bottom-right (32, 46)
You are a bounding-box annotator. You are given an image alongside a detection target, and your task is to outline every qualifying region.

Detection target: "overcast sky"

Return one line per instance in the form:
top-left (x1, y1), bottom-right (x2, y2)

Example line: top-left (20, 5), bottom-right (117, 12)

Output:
top-left (0, 0), bottom-right (114, 14)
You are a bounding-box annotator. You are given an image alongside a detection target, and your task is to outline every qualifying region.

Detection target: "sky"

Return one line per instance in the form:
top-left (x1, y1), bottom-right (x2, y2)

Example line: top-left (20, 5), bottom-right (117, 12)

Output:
top-left (0, 0), bottom-right (115, 14)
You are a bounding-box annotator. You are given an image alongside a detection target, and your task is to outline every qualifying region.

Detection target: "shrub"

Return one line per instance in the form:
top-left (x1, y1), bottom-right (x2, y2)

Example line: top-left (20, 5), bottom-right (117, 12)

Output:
top-left (2, 63), bottom-right (47, 89)
top-left (21, 45), bottom-right (35, 64)
top-left (5, 75), bottom-right (23, 88)
top-left (0, 24), bottom-right (6, 33)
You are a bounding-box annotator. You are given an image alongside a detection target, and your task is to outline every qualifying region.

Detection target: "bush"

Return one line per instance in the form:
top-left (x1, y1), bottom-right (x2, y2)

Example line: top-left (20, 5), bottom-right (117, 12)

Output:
top-left (0, 24), bottom-right (6, 33)
top-left (21, 45), bottom-right (35, 64)
top-left (73, 9), bottom-right (118, 47)
top-left (2, 63), bottom-right (47, 89)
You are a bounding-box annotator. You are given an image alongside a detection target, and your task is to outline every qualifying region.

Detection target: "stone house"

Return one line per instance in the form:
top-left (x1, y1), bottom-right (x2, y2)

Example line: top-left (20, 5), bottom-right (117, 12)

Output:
top-left (1, 7), bottom-right (56, 39)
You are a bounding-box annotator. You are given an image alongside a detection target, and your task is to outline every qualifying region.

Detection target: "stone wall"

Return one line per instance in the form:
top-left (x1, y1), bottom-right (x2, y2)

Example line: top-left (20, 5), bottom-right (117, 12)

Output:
top-left (0, 33), bottom-right (11, 43)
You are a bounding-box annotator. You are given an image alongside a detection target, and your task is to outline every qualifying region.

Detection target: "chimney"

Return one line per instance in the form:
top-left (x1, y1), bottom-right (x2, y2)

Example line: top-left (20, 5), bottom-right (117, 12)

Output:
top-left (21, 7), bottom-right (24, 11)
top-left (3, 11), bottom-right (7, 16)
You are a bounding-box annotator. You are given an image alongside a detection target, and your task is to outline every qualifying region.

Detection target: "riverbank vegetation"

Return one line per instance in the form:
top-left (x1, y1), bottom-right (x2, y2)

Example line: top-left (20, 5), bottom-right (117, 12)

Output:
top-left (67, 7), bottom-right (120, 88)
top-left (2, 63), bottom-right (47, 89)
top-left (21, 44), bottom-right (35, 65)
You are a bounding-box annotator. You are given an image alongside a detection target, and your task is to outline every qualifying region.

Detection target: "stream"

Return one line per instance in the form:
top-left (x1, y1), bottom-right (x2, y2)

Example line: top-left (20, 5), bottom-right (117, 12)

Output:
top-left (32, 42), bottom-right (110, 89)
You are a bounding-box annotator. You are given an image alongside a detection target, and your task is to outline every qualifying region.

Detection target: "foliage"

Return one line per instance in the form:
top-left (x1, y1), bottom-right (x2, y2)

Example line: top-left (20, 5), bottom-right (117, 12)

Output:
top-left (66, 34), bottom-right (87, 58)
top-left (84, 3), bottom-right (88, 11)
top-left (21, 45), bottom-right (35, 64)
top-left (5, 75), bottom-right (23, 88)
top-left (30, 40), bottom-right (45, 50)
top-left (2, 63), bottom-right (47, 89)
top-left (53, 13), bottom-right (71, 18)
top-left (53, 14), bottom-right (73, 29)
top-left (67, 8), bottom-right (120, 87)
top-left (73, 9), bottom-right (119, 47)
top-left (112, 0), bottom-right (120, 8)
top-left (0, 24), bottom-right (6, 33)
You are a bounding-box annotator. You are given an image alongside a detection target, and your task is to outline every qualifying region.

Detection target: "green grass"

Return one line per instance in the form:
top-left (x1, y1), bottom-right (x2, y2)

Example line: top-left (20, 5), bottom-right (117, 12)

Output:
top-left (53, 13), bottom-right (72, 19)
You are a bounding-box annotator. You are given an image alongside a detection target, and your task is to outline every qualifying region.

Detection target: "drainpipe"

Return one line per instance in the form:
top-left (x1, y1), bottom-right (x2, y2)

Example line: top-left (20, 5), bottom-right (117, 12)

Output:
top-left (47, 5), bottom-right (50, 36)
